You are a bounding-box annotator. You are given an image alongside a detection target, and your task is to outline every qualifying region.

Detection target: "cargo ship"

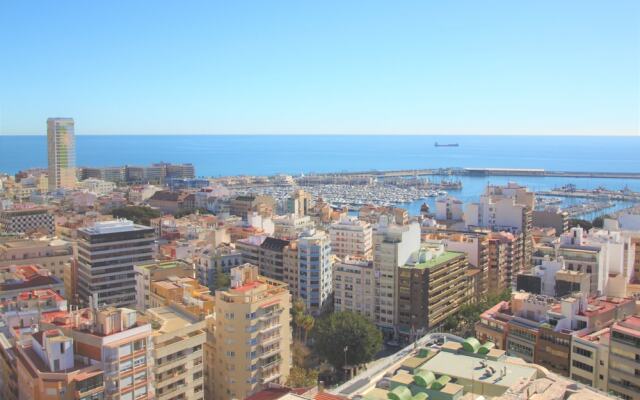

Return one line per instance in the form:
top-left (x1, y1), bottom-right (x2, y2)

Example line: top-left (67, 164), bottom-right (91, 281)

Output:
top-left (434, 142), bottom-right (459, 147)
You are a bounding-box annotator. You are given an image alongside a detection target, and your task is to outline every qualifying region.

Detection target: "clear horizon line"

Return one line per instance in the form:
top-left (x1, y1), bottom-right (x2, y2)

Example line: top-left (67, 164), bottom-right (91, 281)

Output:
top-left (1, 132), bottom-right (639, 137)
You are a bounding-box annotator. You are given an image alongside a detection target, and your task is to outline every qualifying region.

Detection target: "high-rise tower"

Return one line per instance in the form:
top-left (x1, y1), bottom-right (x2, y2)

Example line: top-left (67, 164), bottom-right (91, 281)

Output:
top-left (47, 117), bottom-right (76, 191)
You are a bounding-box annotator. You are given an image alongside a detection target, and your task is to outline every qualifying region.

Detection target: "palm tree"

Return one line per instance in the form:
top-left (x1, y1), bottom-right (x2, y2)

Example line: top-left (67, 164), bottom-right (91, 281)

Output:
top-left (301, 315), bottom-right (315, 344)
top-left (292, 300), bottom-right (306, 340)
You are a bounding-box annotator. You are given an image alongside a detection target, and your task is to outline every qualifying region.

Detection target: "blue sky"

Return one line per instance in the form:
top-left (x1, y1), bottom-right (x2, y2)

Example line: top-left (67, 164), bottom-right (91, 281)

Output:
top-left (0, 1), bottom-right (638, 135)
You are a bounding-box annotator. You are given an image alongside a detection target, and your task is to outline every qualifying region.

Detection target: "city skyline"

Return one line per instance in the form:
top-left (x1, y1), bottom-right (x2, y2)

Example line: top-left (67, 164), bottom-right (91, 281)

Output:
top-left (1, 1), bottom-right (639, 136)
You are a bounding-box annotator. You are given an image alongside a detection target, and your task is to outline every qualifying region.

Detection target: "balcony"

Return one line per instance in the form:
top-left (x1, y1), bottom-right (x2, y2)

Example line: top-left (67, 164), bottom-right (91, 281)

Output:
top-left (259, 347), bottom-right (281, 360)
top-left (261, 370), bottom-right (281, 384)
top-left (259, 323), bottom-right (282, 334)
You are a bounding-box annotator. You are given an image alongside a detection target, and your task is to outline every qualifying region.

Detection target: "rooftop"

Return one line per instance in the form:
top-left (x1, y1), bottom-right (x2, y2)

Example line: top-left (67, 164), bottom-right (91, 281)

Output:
top-left (404, 250), bottom-right (463, 270)
top-left (147, 306), bottom-right (201, 334)
top-left (81, 219), bottom-right (151, 235)
top-left (421, 350), bottom-right (537, 389)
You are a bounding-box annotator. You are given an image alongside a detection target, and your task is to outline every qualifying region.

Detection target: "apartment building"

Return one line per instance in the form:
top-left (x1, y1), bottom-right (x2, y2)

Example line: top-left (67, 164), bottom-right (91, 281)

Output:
top-left (18, 306), bottom-right (156, 400)
top-left (571, 328), bottom-right (611, 391)
top-left (144, 274), bottom-right (215, 398)
top-left (465, 183), bottom-right (534, 275)
top-left (0, 237), bottom-right (73, 280)
top-left (427, 230), bottom-right (489, 299)
top-left (333, 257), bottom-right (375, 320)
top-left (77, 220), bottom-right (155, 308)
top-left (608, 316), bottom-right (640, 400)
top-left (212, 264), bottom-right (292, 400)
top-left (435, 196), bottom-right (464, 222)
top-left (0, 207), bottom-right (55, 235)
top-left (0, 288), bottom-right (68, 400)
top-left (297, 229), bottom-right (333, 314)
top-left (287, 189), bottom-right (313, 217)
top-left (16, 328), bottom-right (105, 400)
top-left (77, 178), bottom-right (117, 196)
top-left (329, 217), bottom-right (373, 259)
top-left (373, 222), bottom-right (420, 335)
top-left (260, 237), bottom-right (293, 283)
top-left (533, 208), bottom-right (569, 234)
top-left (476, 292), bottom-right (636, 377)
top-left (134, 259), bottom-right (195, 312)
top-left (487, 231), bottom-right (522, 292)
top-left (146, 306), bottom-right (206, 400)
top-left (273, 214), bottom-right (314, 240)
top-left (534, 226), bottom-right (631, 296)
top-left (237, 236), bottom-right (295, 284)
top-left (397, 244), bottom-right (468, 339)
top-left (47, 117), bottom-right (76, 191)
top-left (0, 265), bottom-right (64, 302)
top-left (195, 243), bottom-right (242, 290)
top-left (230, 195), bottom-right (275, 220)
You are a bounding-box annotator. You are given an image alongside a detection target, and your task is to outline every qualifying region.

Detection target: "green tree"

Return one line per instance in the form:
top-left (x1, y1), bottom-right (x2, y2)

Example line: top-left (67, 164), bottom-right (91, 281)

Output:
top-left (592, 215), bottom-right (610, 229)
top-left (112, 206), bottom-right (161, 225)
top-left (568, 218), bottom-right (592, 231)
top-left (286, 366), bottom-right (318, 388)
top-left (292, 299), bottom-right (306, 341)
top-left (312, 311), bottom-right (382, 369)
top-left (300, 314), bottom-right (315, 343)
top-left (213, 270), bottom-right (230, 290)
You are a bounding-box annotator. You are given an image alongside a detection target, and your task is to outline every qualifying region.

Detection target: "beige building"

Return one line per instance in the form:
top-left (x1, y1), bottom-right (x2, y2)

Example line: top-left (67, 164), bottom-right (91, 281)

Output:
top-left (147, 306), bottom-right (207, 400)
top-left (608, 316), bottom-right (640, 400)
top-left (571, 328), bottom-right (610, 391)
top-left (329, 217), bottom-right (373, 259)
top-left (212, 264), bottom-right (292, 400)
top-left (333, 257), bottom-right (375, 320)
top-left (47, 117), bottom-right (76, 191)
top-left (134, 259), bottom-right (195, 311)
top-left (0, 237), bottom-right (73, 280)
top-left (287, 189), bottom-right (313, 217)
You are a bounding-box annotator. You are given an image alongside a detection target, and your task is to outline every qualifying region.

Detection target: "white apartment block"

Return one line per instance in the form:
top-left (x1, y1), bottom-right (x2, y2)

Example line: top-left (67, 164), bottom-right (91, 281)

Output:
top-left (329, 216), bottom-right (373, 259)
top-left (298, 229), bottom-right (333, 314)
top-left (273, 214), bottom-right (314, 239)
top-left (372, 222), bottom-right (420, 334)
top-left (435, 196), bottom-right (464, 221)
top-left (77, 178), bottom-right (117, 195)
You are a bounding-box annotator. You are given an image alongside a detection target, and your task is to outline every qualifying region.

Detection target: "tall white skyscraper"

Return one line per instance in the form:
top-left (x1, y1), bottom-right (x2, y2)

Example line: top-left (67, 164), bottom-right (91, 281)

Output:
top-left (47, 117), bottom-right (76, 191)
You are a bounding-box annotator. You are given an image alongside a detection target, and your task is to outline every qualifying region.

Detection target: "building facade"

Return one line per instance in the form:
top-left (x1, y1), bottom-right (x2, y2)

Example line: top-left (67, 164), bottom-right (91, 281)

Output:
top-left (211, 264), bottom-right (292, 400)
top-left (329, 217), bottom-right (373, 260)
top-left (47, 117), bottom-right (76, 191)
top-left (77, 220), bottom-right (155, 307)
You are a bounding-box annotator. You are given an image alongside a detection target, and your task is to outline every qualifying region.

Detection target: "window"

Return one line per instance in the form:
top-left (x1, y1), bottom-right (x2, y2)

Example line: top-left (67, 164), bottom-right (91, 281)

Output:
top-left (120, 360), bottom-right (133, 372)
top-left (120, 375), bottom-right (133, 388)
top-left (134, 370), bottom-right (147, 383)
top-left (133, 339), bottom-right (145, 352)
top-left (134, 385), bottom-right (147, 398)
top-left (572, 360), bottom-right (593, 373)
top-left (573, 347), bottom-right (593, 358)
top-left (119, 343), bottom-right (132, 357)
top-left (133, 355), bottom-right (145, 367)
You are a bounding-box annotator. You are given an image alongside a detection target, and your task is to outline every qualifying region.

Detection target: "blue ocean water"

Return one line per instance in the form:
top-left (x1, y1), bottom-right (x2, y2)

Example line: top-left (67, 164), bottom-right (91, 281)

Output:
top-left (1, 135), bottom-right (639, 218)
top-left (1, 135), bottom-right (640, 176)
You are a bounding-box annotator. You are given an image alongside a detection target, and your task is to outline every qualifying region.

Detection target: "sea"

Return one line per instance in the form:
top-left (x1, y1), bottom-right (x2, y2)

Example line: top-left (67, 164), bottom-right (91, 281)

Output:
top-left (1, 135), bottom-right (639, 219)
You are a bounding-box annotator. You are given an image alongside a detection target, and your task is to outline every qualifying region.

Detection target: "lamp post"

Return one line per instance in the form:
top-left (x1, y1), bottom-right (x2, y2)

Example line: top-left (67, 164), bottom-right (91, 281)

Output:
top-left (343, 346), bottom-right (349, 379)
